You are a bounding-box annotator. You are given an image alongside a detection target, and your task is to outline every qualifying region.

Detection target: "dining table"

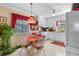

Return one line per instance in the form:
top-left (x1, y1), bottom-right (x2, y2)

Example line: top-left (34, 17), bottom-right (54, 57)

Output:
top-left (23, 34), bottom-right (45, 56)
top-left (26, 35), bottom-right (44, 42)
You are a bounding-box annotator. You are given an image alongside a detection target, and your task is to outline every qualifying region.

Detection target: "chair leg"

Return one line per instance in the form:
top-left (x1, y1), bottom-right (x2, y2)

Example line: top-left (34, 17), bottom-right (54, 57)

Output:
top-left (42, 48), bottom-right (45, 56)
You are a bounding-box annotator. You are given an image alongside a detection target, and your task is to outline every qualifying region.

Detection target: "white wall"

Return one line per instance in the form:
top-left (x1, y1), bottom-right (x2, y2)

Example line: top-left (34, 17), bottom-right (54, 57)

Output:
top-left (0, 5), bottom-right (30, 26)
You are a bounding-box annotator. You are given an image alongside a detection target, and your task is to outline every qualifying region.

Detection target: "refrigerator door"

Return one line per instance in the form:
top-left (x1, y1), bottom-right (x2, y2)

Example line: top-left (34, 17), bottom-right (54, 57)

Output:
top-left (66, 11), bottom-right (79, 55)
top-left (67, 11), bottom-right (79, 48)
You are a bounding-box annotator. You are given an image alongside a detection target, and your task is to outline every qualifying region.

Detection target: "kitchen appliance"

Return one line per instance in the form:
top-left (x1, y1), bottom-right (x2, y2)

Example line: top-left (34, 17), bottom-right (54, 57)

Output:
top-left (66, 11), bottom-right (79, 56)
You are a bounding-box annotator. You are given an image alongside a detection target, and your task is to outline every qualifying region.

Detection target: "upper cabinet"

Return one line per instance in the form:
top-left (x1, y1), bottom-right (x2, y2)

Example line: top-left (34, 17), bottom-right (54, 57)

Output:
top-left (38, 16), bottom-right (47, 27)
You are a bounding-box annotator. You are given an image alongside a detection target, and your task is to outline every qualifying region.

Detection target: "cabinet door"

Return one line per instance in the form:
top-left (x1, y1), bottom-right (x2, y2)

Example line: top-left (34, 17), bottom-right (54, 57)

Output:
top-left (38, 16), bottom-right (47, 27)
top-left (55, 33), bottom-right (65, 42)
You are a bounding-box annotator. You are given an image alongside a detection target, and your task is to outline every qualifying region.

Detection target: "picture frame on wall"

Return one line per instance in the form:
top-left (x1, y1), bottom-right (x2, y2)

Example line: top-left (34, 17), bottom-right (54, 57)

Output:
top-left (0, 16), bottom-right (7, 22)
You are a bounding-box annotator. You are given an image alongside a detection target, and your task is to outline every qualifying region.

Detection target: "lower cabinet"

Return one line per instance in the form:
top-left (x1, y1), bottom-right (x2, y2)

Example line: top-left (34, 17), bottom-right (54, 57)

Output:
top-left (41, 32), bottom-right (65, 42)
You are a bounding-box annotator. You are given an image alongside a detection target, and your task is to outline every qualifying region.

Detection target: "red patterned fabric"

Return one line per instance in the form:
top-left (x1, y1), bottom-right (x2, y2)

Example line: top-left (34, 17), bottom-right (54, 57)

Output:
top-left (11, 13), bottom-right (29, 29)
top-left (26, 35), bottom-right (43, 42)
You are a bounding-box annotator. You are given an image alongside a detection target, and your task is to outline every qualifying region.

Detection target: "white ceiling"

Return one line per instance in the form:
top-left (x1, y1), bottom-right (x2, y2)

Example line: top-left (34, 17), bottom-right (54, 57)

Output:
top-left (0, 3), bottom-right (72, 16)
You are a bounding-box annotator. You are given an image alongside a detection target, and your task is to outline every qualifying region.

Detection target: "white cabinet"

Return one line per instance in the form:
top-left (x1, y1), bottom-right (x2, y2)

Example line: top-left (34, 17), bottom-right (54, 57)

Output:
top-left (38, 16), bottom-right (53, 27)
top-left (41, 32), bottom-right (54, 40)
top-left (38, 16), bottom-right (47, 27)
top-left (55, 32), bottom-right (65, 42)
top-left (41, 32), bottom-right (65, 42)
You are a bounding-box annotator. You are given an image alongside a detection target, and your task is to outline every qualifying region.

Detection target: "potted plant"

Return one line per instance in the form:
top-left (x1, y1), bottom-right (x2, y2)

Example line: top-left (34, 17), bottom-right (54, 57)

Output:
top-left (0, 23), bottom-right (13, 55)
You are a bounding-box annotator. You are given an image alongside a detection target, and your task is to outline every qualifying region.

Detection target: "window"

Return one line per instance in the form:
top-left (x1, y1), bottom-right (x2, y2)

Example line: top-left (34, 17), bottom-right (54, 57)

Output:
top-left (14, 20), bottom-right (30, 33)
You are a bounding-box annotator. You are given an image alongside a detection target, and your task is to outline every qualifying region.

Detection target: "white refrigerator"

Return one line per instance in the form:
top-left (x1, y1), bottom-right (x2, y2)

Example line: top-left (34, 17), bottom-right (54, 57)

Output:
top-left (66, 11), bottom-right (79, 56)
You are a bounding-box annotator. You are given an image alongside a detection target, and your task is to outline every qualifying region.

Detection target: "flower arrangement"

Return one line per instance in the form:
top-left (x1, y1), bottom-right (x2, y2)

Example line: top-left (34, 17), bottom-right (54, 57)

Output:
top-left (31, 31), bottom-right (37, 37)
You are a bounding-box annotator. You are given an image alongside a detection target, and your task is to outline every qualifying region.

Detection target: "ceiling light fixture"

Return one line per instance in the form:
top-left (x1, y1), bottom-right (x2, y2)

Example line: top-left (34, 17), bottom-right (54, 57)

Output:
top-left (30, 3), bottom-right (33, 16)
top-left (51, 9), bottom-right (56, 16)
top-left (28, 3), bottom-right (36, 24)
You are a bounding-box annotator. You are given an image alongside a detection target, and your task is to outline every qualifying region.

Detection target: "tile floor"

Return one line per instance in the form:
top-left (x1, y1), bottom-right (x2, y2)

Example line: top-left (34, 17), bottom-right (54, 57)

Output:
top-left (9, 40), bottom-right (66, 56)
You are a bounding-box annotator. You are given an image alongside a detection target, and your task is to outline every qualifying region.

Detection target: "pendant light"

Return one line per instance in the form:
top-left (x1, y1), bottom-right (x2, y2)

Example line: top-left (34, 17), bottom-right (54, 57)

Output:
top-left (29, 3), bottom-right (32, 16)
top-left (28, 3), bottom-right (36, 24)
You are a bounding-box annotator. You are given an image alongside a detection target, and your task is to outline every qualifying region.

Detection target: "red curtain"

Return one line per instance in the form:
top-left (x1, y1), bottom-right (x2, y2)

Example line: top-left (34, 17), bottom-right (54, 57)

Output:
top-left (11, 13), bottom-right (29, 29)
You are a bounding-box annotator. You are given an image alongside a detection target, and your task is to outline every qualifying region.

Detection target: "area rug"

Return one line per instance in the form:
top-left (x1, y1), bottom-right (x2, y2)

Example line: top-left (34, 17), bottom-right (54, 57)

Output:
top-left (51, 41), bottom-right (65, 47)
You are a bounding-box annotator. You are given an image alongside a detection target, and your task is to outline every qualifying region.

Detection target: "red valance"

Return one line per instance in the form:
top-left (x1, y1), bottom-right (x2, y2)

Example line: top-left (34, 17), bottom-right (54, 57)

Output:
top-left (11, 13), bottom-right (29, 29)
